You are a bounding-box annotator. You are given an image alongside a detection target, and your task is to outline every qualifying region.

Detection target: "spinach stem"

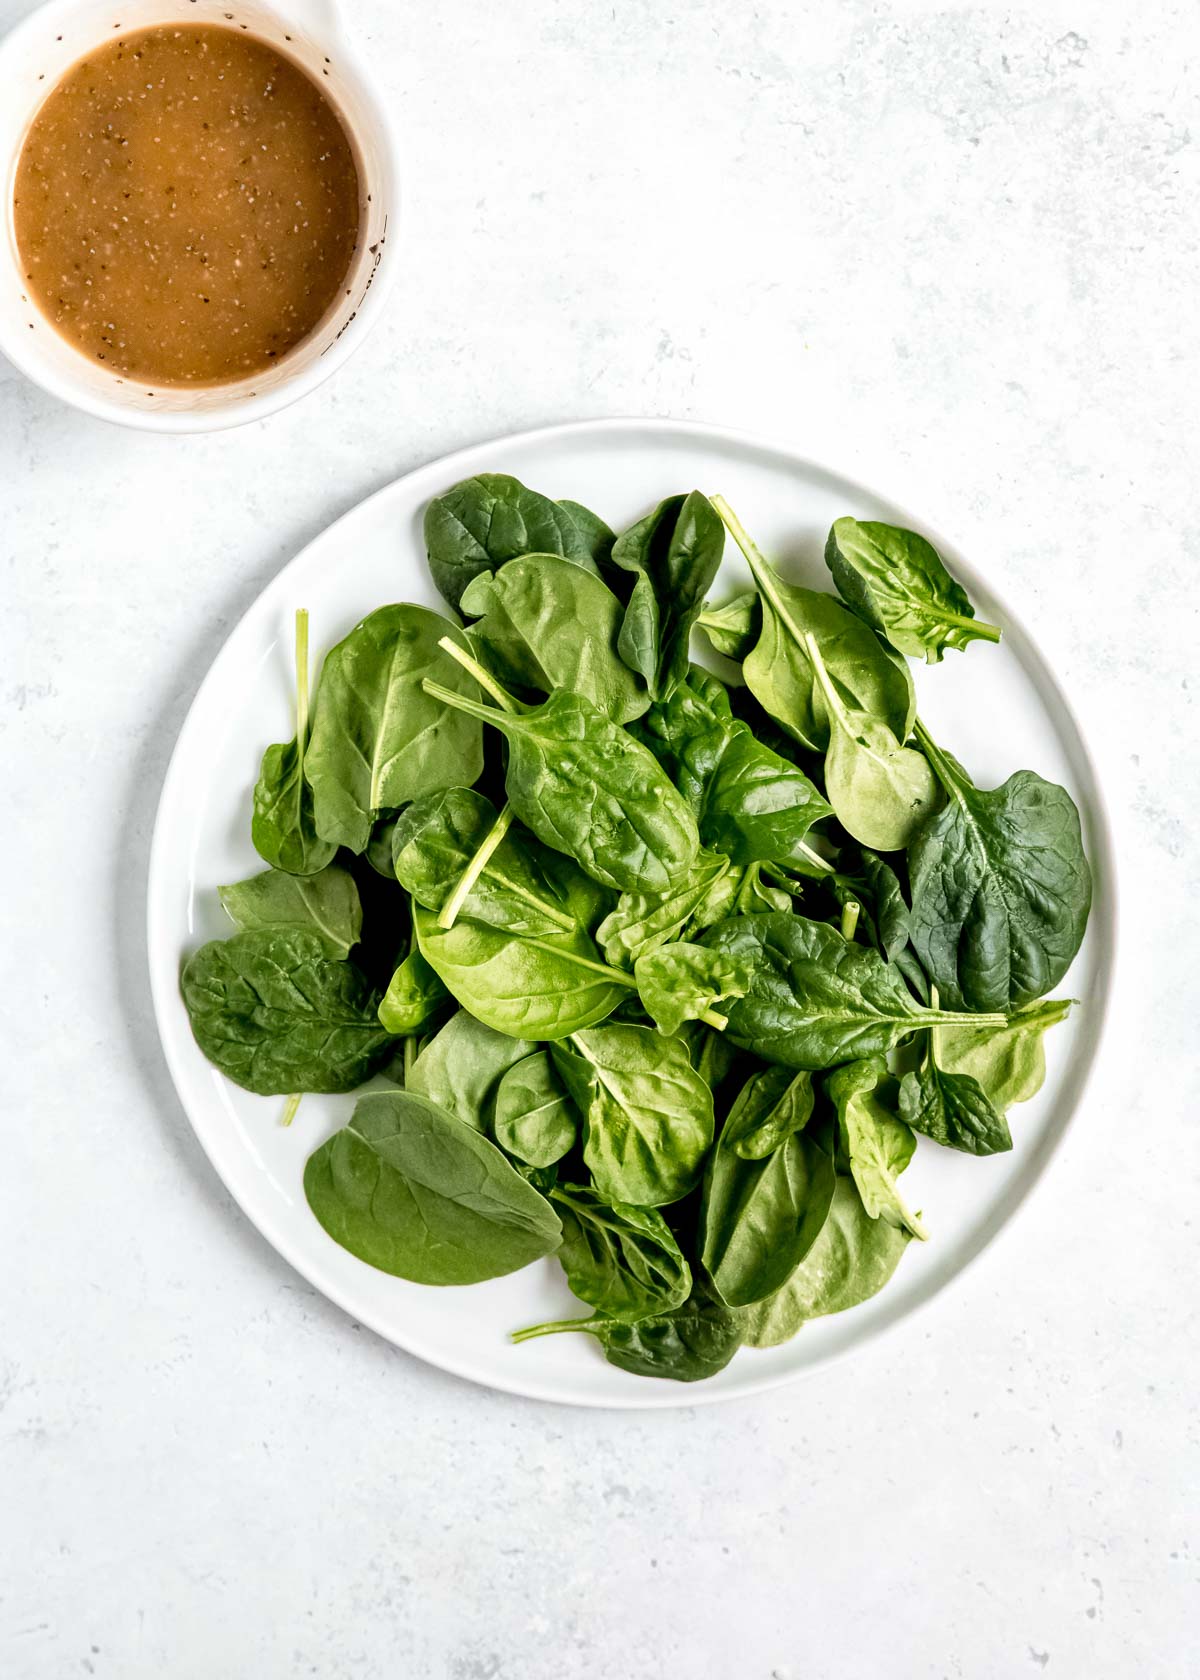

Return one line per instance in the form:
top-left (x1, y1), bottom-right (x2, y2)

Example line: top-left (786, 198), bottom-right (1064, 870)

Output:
top-left (436, 635), bottom-right (517, 713)
top-left (944, 609), bottom-right (1001, 644)
top-left (438, 805), bottom-right (515, 930)
top-left (523, 938), bottom-right (639, 988)
top-left (403, 1037), bottom-right (417, 1083)
top-left (422, 678), bottom-right (514, 727)
top-left (511, 1317), bottom-right (598, 1343)
top-left (794, 839), bottom-right (833, 874)
top-left (295, 608), bottom-right (311, 754)
top-left (840, 900), bottom-right (860, 942)
top-left (280, 1093), bottom-right (302, 1128)
top-left (700, 1007), bottom-right (729, 1032)
top-left (711, 495), bottom-right (771, 581)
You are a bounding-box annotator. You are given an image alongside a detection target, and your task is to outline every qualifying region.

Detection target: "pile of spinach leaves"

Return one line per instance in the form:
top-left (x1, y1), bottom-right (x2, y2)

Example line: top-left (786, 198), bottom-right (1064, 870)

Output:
top-left (180, 477), bottom-right (1092, 1383)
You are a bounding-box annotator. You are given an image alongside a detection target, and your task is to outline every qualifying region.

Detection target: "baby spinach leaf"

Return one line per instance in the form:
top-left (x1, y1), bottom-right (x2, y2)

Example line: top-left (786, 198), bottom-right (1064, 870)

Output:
top-left (597, 848), bottom-right (732, 968)
top-left (702, 725), bottom-right (833, 865)
top-left (515, 1278), bottom-right (742, 1383)
top-left (701, 1067), bottom-right (837, 1307)
top-left (899, 1037), bottom-right (1012, 1155)
top-left (825, 517), bottom-right (1000, 663)
top-left (493, 1052), bottom-right (577, 1167)
top-left (804, 632), bottom-right (939, 852)
top-left (729, 1067), bottom-right (815, 1159)
top-left (377, 946), bottom-right (450, 1037)
top-left (180, 928), bottom-right (394, 1095)
top-left (610, 491), bottom-right (726, 700)
top-left (546, 1184), bottom-right (692, 1321)
top-left (551, 1023), bottom-right (715, 1206)
top-left (636, 675), bottom-right (833, 866)
top-left (219, 863), bottom-right (362, 959)
top-left (702, 912), bottom-right (1002, 1070)
top-left (936, 997), bottom-right (1073, 1112)
top-left (696, 590), bottom-right (759, 661)
top-left (365, 810), bottom-right (402, 879)
top-left (423, 472), bottom-right (604, 611)
top-left (740, 1177), bottom-right (913, 1346)
top-left (704, 862), bottom-right (795, 922)
top-left (392, 787), bottom-right (579, 936)
top-left (251, 609), bottom-right (337, 877)
top-left (460, 557), bottom-right (648, 723)
top-left (556, 500), bottom-right (616, 570)
top-left (633, 941), bottom-right (753, 1035)
top-left (304, 1090), bottom-right (562, 1283)
top-left (908, 723), bottom-right (1093, 1012)
top-left (305, 606), bottom-right (484, 855)
top-left (422, 676), bottom-right (700, 895)
top-left (713, 497), bottom-right (914, 752)
top-left (825, 1059), bottom-right (926, 1239)
top-left (406, 1008), bottom-right (534, 1129)
top-left (857, 849), bottom-right (911, 961)
top-left (413, 904), bottom-right (635, 1040)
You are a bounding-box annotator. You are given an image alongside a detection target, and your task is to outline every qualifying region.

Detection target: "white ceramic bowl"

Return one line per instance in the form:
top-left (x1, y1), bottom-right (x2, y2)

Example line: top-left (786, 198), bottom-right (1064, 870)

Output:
top-left (0, 0), bottom-right (400, 431)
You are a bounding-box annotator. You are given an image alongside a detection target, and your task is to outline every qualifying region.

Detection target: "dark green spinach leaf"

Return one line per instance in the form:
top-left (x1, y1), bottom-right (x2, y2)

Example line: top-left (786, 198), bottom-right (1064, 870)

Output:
top-left (180, 928), bottom-right (393, 1095)
top-left (305, 606), bottom-right (484, 854)
top-left (515, 1278), bottom-right (742, 1383)
top-left (460, 556), bottom-right (647, 723)
top-left (701, 1066), bottom-right (836, 1307)
top-left (825, 517), bottom-right (1000, 663)
top-left (702, 912), bottom-right (1002, 1070)
top-left (424, 473), bottom-right (606, 611)
top-left (251, 609), bottom-right (337, 876)
top-left (304, 1090), bottom-right (562, 1283)
top-left (610, 491), bottom-right (726, 700)
top-left (545, 1184), bottom-right (691, 1320)
top-left (392, 787), bottom-right (580, 936)
top-left (422, 673), bottom-right (700, 895)
top-left (898, 990), bottom-right (1012, 1155)
top-left (908, 723), bottom-right (1093, 1012)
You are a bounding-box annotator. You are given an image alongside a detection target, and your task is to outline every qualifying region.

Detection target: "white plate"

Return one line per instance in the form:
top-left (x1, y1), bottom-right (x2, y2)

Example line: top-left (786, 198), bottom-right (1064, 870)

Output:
top-left (147, 418), bottom-right (1117, 1408)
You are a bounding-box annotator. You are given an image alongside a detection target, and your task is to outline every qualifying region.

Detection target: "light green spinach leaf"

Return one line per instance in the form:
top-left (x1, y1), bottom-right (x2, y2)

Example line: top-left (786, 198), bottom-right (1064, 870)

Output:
top-left (493, 1052), bottom-right (577, 1167)
top-left (825, 1058), bottom-right (926, 1239)
top-left (740, 1176), bottom-right (913, 1346)
top-left (551, 1023), bottom-right (714, 1206)
top-left (219, 863), bottom-right (362, 959)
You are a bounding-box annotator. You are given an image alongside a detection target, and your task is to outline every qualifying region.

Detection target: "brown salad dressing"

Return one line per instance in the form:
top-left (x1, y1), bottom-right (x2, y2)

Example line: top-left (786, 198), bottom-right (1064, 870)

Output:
top-left (13, 24), bottom-right (361, 386)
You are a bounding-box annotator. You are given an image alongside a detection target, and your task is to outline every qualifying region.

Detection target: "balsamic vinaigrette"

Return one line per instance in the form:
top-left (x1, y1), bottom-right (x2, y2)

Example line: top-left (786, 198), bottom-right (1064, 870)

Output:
top-left (13, 24), bottom-right (361, 386)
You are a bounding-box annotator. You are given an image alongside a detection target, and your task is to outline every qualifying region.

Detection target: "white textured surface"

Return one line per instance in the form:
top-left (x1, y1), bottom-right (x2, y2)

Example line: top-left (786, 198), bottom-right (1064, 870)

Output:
top-left (0, 1), bottom-right (1194, 1675)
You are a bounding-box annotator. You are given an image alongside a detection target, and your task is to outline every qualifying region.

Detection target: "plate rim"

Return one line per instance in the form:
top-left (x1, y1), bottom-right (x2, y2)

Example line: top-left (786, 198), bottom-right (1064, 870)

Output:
top-left (146, 415), bottom-right (1120, 1409)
